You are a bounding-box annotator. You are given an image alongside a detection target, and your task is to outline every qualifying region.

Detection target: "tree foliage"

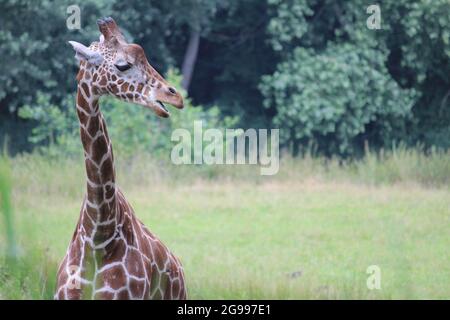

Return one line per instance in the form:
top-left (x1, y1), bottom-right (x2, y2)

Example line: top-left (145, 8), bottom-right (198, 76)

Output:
top-left (0, 0), bottom-right (448, 157)
top-left (260, 44), bottom-right (417, 156)
top-left (261, 0), bottom-right (449, 156)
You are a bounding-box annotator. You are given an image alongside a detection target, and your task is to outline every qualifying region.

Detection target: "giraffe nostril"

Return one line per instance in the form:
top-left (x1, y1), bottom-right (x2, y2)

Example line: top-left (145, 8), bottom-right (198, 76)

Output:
top-left (168, 87), bottom-right (177, 95)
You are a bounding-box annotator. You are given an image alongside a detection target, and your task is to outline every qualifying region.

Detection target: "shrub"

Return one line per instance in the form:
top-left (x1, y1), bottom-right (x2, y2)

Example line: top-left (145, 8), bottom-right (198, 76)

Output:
top-left (260, 44), bottom-right (417, 157)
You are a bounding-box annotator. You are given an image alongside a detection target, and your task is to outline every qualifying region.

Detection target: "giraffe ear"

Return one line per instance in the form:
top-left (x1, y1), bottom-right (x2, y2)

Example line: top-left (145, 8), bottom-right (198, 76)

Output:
top-left (68, 41), bottom-right (104, 66)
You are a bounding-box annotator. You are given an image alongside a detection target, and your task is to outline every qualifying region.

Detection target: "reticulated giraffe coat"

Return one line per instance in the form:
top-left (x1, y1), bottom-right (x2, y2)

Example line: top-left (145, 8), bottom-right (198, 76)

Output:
top-left (55, 17), bottom-right (186, 300)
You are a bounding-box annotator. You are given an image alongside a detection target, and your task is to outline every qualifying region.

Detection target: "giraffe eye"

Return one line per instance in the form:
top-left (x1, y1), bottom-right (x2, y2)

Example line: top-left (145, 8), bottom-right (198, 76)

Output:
top-left (114, 62), bottom-right (132, 72)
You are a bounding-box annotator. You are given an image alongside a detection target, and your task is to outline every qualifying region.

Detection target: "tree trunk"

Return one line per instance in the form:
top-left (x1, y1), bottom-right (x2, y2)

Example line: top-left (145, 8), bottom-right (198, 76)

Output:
top-left (181, 29), bottom-right (200, 92)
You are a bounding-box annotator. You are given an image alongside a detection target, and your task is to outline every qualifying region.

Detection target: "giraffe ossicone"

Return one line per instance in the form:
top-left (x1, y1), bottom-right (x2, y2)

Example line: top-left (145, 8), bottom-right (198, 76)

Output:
top-left (55, 17), bottom-right (187, 300)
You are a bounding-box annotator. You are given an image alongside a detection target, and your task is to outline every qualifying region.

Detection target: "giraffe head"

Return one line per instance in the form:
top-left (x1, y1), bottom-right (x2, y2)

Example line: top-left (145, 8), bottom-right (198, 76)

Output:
top-left (68, 17), bottom-right (183, 118)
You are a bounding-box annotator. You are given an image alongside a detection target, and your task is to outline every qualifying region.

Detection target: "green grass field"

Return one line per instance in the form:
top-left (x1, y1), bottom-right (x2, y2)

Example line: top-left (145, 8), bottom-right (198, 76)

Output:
top-left (0, 150), bottom-right (449, 299)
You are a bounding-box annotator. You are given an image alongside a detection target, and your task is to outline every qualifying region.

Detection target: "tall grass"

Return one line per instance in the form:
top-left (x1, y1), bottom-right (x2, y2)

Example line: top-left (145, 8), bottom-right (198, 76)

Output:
top-left (0, 156), bottom-right (16, 258)
top-left (124, 145), bottom-right (450, 187)
top-left (1, 146), bottom-right (449, 299)
top-left (0, 156), bottom-right (57, 299)
top-left (9, 145), bottom-right (450, 199)
top-left (13, 146), bottom-right (449, 192)
top-left (109, 145), bottom-right (450, 188)
top-left (278, 145), bottom-right (450, 187)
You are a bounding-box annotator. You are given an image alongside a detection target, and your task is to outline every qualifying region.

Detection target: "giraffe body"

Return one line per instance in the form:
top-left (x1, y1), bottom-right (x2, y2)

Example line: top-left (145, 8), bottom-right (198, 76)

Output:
top-left (56, 17), bottom-right (186, 300)
top-left (56, 190), bottom-right (186, 300)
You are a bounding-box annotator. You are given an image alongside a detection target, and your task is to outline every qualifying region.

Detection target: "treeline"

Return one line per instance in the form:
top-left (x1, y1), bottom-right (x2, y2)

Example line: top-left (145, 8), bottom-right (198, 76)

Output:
top-left (0, 0), bottom-right (449, 157)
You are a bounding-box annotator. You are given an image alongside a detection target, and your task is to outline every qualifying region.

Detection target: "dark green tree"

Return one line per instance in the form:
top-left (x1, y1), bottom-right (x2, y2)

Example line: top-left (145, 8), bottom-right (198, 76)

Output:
top-left (260, 0), bottom-right (448, 156)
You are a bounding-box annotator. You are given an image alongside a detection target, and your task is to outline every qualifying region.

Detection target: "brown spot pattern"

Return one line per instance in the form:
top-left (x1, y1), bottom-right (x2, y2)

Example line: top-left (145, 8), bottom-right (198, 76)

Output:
top-left (56, 18), bottom-right (187, 300)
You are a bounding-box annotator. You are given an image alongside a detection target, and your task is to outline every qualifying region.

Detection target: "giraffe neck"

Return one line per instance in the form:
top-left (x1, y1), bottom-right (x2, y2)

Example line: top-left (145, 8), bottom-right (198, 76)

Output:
top-left (76, 78), bottom-right (118, 241)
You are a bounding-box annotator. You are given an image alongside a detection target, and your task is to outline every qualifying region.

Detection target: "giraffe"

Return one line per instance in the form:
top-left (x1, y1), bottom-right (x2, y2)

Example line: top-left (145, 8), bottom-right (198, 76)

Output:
top-left (55, 17), bottom-right (187, 300)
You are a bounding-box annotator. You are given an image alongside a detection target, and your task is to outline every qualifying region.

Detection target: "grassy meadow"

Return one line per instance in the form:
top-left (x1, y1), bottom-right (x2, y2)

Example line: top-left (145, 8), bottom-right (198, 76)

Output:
top-left (0, 148), bottom-right (449, 299)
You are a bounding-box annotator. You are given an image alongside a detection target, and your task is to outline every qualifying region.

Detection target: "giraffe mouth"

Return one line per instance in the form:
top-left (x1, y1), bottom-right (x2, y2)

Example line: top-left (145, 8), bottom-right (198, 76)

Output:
top-left (156, 100), bottom-right (169, 113)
